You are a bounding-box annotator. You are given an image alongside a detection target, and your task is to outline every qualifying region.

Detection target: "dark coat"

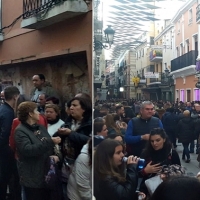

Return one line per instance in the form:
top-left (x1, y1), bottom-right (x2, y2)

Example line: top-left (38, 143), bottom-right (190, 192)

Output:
top-left (0, 102), bottom-right (15, 151)
top-left (94, 164), bottom-right (138, 200)
top-left (59, 116), bottom-right (92, 160)
top-left (177, 117), bottom-right (195, 143)
top-left (14, 123), bottom-right (54, 188)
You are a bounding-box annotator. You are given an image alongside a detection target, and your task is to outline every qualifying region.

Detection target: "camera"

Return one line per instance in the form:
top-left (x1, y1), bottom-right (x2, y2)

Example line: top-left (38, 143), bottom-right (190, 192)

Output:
top-left (122, 157), bottom-right (145, 170)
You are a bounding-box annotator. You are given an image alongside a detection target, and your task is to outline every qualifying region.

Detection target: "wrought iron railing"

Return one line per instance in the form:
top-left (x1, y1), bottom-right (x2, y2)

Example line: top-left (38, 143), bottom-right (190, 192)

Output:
top-left (22, 0), bottom-right (68, 19)
top-left (171, 50), bottom-right (198, 72)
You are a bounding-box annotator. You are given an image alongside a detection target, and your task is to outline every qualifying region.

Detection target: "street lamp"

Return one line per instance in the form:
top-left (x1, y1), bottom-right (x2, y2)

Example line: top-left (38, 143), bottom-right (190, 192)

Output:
top-left (94, 25), bottom-right (115, 51)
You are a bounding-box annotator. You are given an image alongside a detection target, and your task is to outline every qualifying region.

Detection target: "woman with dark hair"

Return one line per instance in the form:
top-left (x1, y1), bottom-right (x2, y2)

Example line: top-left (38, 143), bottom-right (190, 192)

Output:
top-left (14, 102), bottom-right (61, 200)
top-left (57, 96), bottom-right (92, 198)
top-left (139, 128), bottom-right (181, 196)
top-left (93, 117), bottom-right (107, 147)
top-left (94, 139), bottom-right (139, 200)
top-left (150, 176), bottom-right (200, 200)
top-left (67, 139), bottom-right (92, 200)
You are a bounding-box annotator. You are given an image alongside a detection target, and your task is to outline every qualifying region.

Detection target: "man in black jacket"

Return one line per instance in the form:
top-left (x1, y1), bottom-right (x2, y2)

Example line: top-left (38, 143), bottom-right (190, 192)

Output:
top-left (0, 86), bottom-right (20, 200)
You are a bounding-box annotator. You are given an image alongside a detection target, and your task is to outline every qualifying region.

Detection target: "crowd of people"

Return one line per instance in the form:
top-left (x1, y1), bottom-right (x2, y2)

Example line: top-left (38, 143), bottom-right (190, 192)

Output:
top-left (93, 98), bottom-right (200, 199)
top-left (0, 74), bottom-right (92, 200)
top-left (2, 74), bottom-right (200, 200)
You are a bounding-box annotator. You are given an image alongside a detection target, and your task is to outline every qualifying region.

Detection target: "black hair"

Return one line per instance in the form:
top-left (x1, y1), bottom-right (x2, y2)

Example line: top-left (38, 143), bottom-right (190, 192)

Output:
top-left (150, 176), bottom-right (200, 200)
top-left (68, 96), bottom-right (92, 122)
top-left (37, 74), bottom-right (45, 81)
top-left (141, 128), bottom-right (172, 159)
top-left (4, 86), bottom-right (20, 101)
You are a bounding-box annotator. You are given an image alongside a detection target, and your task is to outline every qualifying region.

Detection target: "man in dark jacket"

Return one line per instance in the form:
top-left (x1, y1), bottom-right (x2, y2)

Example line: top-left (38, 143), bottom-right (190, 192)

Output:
top-left (162, 107), bottom-right (179, 148)
top-left (125, 101), bottom-right (163, 157)
top-left (177, 110), bottom-right (195, 163)
top-left (0, 86), bottom-right (20, 200)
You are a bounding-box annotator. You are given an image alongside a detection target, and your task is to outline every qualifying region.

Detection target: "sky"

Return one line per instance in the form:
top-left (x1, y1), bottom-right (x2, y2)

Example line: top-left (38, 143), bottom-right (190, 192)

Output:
top-left (99, 0), bottom-right (188, 59)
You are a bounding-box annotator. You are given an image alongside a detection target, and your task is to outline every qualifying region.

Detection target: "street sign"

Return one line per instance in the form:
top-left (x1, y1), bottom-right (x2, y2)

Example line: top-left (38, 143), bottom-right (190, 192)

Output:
top-left (195, 82), bottom-right (200, 88)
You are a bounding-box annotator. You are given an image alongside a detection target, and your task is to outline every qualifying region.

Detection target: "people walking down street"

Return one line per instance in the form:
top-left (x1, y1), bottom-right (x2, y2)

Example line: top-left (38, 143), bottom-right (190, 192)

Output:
top-left (67, 139), bottom-right (92, 200)
top-left (125, 101), bottom-right (163, 157)
top-left (139, 128), bottom-right (181, 197)
top-left (177, 110), bottom-right (196, 163)
top-left (14, 101), bottom-right (61, 200)
top-left (162, 107), bottom-right (179, 148)
top-left (0, 86), bottom-right (20, 200)
top-left (94, 139), bottom-right (139, 200)
top-left (30, 74), bottom-right (59, 103)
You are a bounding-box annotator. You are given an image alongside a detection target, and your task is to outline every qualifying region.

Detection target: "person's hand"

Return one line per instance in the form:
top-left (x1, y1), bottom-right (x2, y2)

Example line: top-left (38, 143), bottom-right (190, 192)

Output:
top-left (141, 134), bottom-right (150, 140)
top-left (50, 155), bottom-right (60, 163)
top-left (138, 192), bottom-right (146, 200)
top-left (51, 136), bottom-right (61, 144)
top-left (57, 127), bottom-right (72, 135)
top-left (144, 161), bottom-right (162, 174)
top-left (122, 122), bottom-right (127, 129)
top-left (127, 155), bottom-right (140, 165)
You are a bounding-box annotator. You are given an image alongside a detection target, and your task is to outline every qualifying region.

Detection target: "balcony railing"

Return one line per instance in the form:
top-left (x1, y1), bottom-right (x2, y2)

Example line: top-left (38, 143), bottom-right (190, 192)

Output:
top-left (23, 0), bottom-right (68, 19)
top-left (171, 50), bottom-right (198, 72)
top-left (197, 4), bottom-right (200, 23)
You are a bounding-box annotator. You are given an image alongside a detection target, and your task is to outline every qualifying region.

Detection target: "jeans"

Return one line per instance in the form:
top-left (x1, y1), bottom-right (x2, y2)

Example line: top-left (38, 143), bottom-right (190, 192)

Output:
top-left (190, 140), bottom-right (195, 151)
top-left (182, 143), bottom-right (190, 160)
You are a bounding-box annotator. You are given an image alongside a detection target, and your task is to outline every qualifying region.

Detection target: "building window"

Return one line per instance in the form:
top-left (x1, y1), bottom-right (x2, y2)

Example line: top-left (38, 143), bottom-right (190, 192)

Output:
top-left (194, 89), bottom-right (200, 101)
top-left (186, 89), bottom-right (191, 102)
top-left (185, 39), bottom-right (189, 53)
top-left (178, 20), bottom-right (180, 33)
top-left (180, 89), bottom-right (185, 102)
top-left (188, 9), bottom-right (193, 24)
top-left (176, 90), bottom-right (179, 101)
top-left (176, 47), bottom-right (179, 57)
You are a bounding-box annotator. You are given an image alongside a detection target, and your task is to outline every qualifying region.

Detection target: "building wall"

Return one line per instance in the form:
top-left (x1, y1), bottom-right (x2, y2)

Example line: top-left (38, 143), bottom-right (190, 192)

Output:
top-left (175, 75), bottom-right (199, 101)
top-left (0, 1), bottom-right (92, 102)
top-left (174, 2), bottom-right (198, 51)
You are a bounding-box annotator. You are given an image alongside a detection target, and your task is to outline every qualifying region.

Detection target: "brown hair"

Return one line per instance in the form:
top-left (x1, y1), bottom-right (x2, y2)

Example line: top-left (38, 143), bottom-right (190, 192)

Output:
top-left (45, 103), bottom-right (60, 115)
top-left (94, 139), bottom-right (126, 183)
top-left (105, 114), bottom-right (121, 134)
top-left (17, 101), bottom-right (37, 122)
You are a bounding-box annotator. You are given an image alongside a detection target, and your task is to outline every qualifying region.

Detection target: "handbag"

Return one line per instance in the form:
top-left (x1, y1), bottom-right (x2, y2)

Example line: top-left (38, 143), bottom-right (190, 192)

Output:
top-left (145, 175), bottom-right (163, 196)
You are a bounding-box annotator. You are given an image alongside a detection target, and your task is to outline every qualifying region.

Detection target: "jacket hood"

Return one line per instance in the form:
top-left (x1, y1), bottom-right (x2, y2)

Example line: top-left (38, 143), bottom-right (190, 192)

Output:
top-left (81, 143), bottom-right (89, 155)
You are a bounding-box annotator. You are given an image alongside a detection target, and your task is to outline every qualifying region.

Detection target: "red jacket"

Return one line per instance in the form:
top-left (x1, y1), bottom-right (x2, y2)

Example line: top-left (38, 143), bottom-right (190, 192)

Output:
top-left (9, 114), bottom-right (48, 159)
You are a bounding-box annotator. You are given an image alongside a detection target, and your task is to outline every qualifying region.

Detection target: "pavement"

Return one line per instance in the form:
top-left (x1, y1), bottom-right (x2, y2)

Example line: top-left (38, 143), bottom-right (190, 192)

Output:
top-left (176, 143), bottom-right (200, 177)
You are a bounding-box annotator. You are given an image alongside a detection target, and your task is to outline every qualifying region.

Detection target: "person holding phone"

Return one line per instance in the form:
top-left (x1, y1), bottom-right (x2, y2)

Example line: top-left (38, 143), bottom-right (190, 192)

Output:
top-left (94, 139), bottom-right (139, 200)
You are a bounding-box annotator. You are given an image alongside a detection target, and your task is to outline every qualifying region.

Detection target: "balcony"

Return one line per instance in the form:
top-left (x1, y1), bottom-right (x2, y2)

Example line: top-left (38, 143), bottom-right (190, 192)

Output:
top-left (171, 50), bottom-right (198, 72)
top-left (149, 49), bottom-right (163, 62)
top-left (21, 0), bottom-right (89, 29)
top-left (197, 4), bottom-right (200, 24)
top-left (149, 72), bottom-right (162, 83)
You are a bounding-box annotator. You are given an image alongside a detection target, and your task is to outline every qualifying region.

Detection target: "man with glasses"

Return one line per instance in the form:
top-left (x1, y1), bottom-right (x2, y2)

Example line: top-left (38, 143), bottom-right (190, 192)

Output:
top-left (125, 101), bottom-right (163, 157)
